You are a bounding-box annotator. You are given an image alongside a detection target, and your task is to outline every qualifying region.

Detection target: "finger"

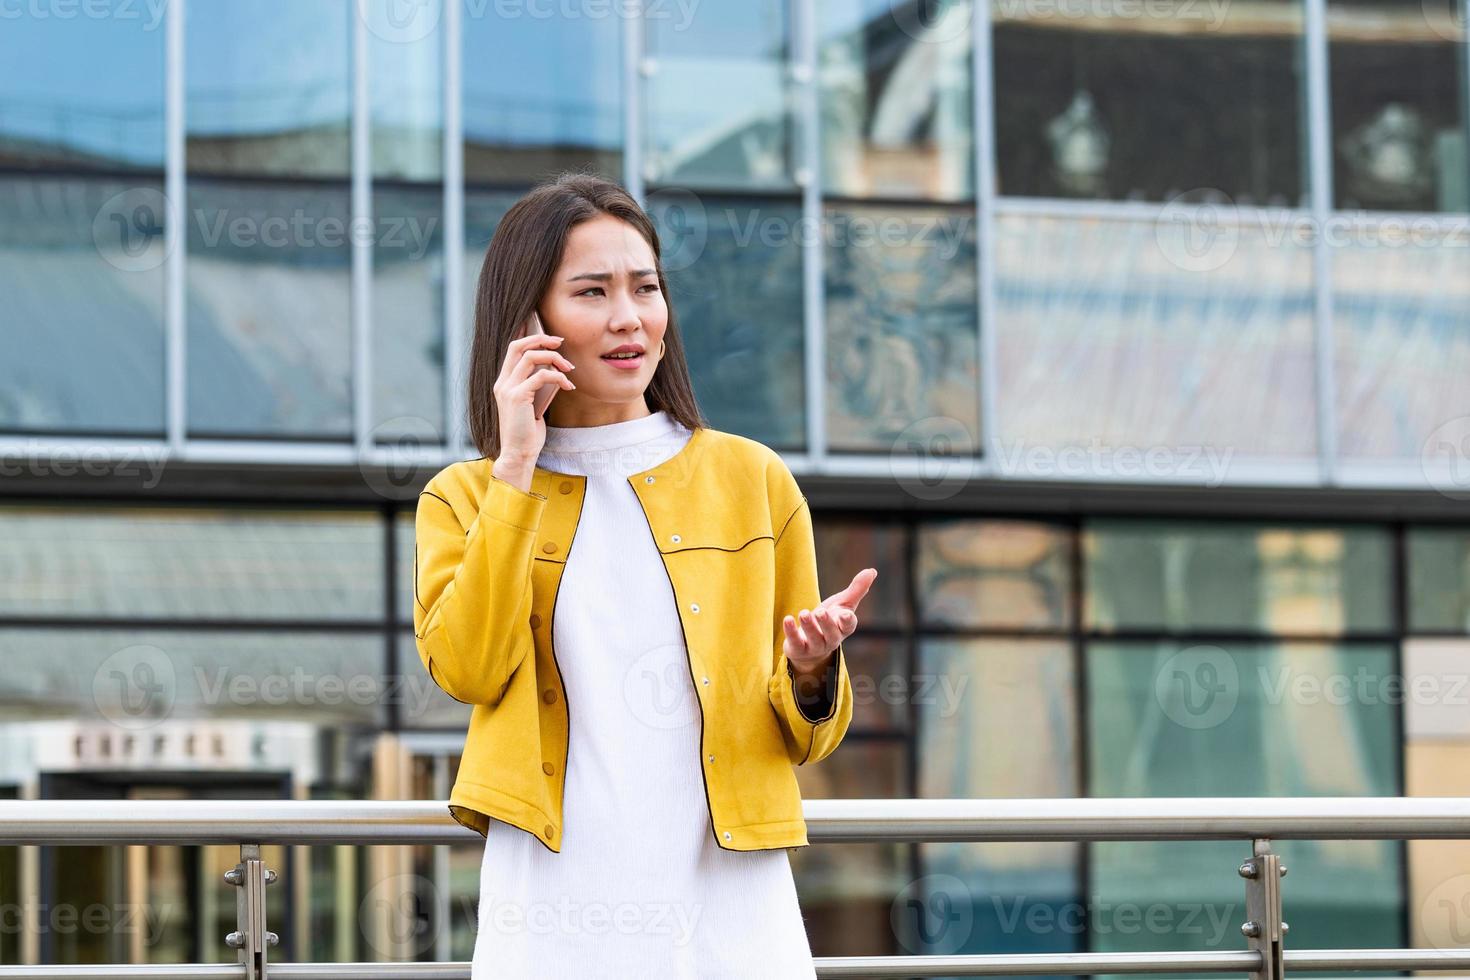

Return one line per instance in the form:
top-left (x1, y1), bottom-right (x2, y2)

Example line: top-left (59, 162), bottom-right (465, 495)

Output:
top-left (514, 367), bottom-right (575, 396)
top-left (782, 614), bottom-right (812, 657)
top-left (499, 332), bottom-right (566, 388)
top-left (804, 607), bottom-right (841, 651)
top-left (508, 347), bottom-right (576, 387)
top-left (829, 567), bottom-right (878, 612)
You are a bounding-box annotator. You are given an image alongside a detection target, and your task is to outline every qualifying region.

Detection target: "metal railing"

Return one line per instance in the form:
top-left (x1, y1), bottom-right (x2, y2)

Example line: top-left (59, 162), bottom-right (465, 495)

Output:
top-left (4, 797), bottom-right (1470, 978)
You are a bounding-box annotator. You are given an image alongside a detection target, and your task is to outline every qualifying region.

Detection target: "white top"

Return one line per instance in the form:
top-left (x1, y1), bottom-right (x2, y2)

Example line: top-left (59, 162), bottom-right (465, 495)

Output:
top-left (470, 409), bottom-right (818, 979)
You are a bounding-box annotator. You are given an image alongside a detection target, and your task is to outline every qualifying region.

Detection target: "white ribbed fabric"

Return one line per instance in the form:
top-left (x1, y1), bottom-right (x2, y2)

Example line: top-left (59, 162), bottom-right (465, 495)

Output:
top-left (469, 409), bottom-right (818, 979)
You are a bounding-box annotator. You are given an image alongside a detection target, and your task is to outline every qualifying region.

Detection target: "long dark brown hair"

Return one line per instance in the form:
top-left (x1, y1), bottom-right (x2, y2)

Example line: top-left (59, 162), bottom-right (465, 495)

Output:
top-left (467, 171), bottom-right (707, 461)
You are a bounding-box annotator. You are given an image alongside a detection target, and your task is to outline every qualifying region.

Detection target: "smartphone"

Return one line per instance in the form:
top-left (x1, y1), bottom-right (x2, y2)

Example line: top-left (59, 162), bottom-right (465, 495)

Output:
top-left (521, 310), bottom-right (561, 420)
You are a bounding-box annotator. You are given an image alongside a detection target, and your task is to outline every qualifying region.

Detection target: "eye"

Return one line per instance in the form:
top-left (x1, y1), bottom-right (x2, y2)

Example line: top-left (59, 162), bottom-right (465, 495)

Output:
top-left (576, 287), bottom-right (604, 297)
top-left (639, 282), bottom-right (660, 293)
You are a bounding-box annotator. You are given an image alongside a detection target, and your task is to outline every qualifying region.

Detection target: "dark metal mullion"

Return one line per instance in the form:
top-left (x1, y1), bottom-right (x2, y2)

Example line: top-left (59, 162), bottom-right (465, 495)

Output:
top-left (904, 513), bottom-right (922, 958)
top-left (1072, 515), bottom-right (1092, 974)
top-left (1392, 521), bottom-right (1411, 961)
top-left (384, 504), bottom-right (401, 733)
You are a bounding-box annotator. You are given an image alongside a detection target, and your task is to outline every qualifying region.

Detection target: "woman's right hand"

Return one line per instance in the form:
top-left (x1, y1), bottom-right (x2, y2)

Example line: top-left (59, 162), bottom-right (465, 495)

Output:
top-left (493, 331), bottom-right (577, 473)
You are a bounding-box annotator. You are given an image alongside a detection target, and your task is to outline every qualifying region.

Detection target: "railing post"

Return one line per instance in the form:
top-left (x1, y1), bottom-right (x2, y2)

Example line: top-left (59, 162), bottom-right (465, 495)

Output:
top-left (1239, 837), bottom-right (1288, 980)
top-left (224, 843), bottom-right (279, 980)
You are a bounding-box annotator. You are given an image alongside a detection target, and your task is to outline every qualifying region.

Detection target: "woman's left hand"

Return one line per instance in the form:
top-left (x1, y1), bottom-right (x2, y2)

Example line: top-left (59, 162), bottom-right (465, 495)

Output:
top-left (783, 567), bottom-right (878, 674)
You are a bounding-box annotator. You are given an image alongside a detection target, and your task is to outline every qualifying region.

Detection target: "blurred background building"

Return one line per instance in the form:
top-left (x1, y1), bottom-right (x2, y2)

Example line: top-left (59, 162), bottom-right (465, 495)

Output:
top-left (2, 0), bottom-right (1469, 969)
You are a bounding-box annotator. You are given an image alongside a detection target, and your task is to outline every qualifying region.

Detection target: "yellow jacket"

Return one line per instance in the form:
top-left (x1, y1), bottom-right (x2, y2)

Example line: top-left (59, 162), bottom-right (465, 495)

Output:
top-left (412, 424), bottom-right (853, 853)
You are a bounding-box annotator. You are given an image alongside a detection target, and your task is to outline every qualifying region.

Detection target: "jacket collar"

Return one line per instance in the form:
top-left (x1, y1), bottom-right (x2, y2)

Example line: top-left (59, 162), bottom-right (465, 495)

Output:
top-left (528, 425), bottom-right (711, 493)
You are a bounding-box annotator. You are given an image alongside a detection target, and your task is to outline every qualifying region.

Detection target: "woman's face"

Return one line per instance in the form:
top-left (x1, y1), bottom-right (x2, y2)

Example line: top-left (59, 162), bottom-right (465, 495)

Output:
top-left (537, 213), bottom-right (669, 424)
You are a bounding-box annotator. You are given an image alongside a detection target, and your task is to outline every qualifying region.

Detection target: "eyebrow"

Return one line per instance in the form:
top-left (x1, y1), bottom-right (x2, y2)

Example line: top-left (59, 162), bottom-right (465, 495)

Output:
top-left (565, 268), bottom-right (658, 283)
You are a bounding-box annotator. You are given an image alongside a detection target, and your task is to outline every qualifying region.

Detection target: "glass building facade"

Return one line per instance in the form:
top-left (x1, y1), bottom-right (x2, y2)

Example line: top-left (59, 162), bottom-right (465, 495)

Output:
top-left (3, 0), bottom-right (1470, 968)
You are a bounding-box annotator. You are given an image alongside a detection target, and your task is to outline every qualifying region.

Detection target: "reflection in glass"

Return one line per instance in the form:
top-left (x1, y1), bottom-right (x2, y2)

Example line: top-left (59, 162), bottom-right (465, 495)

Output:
top-left (0, 9), bottom-right (164, 171)
top-left (186, 180), bottom-right (352, 438)
top-left (397, 512), bottom-right (417, 625)
top-left (1328, 2), bottom-right (1467, 211)
top-left (368, 4), bottom-right (443, 183)
top-left (373, 185), bottom-right (446, 441)
top-left (462, 6), bottom-right (621, 183)
top-left (0, 506), bottom-right (384, 621)
top-left (1088, 641), bottom-right (1401, 959)
top-left (0, 629), bottom-right (385, 725)
top-left (917, 639), bottom-right (1079, 960)
top-left (1408, 527), bottom-right (1470, 632)
top-left (186, 1), bottom-right (349, 179)
top-left (648, 193), bottom-right (806, 448)
top-left (463, 190), bottom-right (520, 353)
top-left (0, 175), bottom-right (164, 435)
top-left (918, 520), bottom-right (1071, 630)
top-left (814, 519), bottom-right (910, 630)
top-left (645, 0), bottom-right (794, 188)
top-left (1085, 519), bottom-right (1392, 635)
top-left (824, 203), bottom-right (979, 452)
top-left (820, 0), bottom-right (975, 200)
top-left (995, 213), bottom-right (1317, 461)
top-left (791, 740), bottom-right (911, 957)
top-left (993, 0), bottom-right (1305, 204)
top-left (1332, 242), bottom-right (1470, 459)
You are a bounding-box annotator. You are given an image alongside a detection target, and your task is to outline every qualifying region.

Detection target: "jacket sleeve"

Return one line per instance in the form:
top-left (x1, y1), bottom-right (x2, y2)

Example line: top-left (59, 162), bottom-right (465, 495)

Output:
top-left (413, 469), bottom-right (547, 707)
top-left (767, 494), bottom-right (854, 766)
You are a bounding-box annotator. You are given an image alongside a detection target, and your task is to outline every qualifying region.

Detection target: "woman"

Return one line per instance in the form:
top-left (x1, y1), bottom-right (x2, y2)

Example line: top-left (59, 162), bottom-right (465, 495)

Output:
top-left (413, 172), bottom-right (877, 977)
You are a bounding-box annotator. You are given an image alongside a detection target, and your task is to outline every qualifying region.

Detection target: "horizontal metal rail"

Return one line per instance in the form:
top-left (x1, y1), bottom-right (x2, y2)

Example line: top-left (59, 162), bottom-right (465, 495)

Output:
top-left (4, 798), bottom-right (1470, 978)
top-left (6, 796), bottom-right (1470, 846)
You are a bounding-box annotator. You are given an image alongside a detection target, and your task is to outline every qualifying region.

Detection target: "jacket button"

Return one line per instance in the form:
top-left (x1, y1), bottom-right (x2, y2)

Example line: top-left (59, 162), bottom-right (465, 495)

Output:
top-left (558, 481), bottom-right (572, 494)
top-left (671, 534), bottom-right (681, 544)
top-left (529, 614), bottom-right (541, 629)
top-left (645, 476), bottom-right (655, 483)
top-left (542, 762), bottom-right (554, 775)
top-left (690, 603), bottom-right (700, 613)
top-left (542, 542), bottom-right (557, 554)
top-left (701, 676), bottom-right (709, 685)
top-left (543, 824), bottom-right (554, 839)
top-left (542, 689), bottom-right (557, 704)
top-left (707, 754), bottom-right (714, 763)
top-left (723, 831), bottom-right (732, 841)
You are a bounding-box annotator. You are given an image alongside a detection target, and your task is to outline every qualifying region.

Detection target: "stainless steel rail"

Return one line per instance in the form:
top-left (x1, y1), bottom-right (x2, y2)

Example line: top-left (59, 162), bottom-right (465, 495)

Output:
top-left (2, 797), bottom-right (1467, 979)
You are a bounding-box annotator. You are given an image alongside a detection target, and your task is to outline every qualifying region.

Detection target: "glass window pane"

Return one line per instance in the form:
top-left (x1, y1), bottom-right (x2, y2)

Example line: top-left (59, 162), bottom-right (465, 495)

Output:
top-left (463, 189), bottom-right (520, 343)
top-left (1088, 641), bottom-right (1402, 956)
top-left (645, 1), bottom-right (794, 188)
top-left (791, 740), bottom-right (911, 958)
top-left (397, 512), bottom-right (417, 626)
top-left (185, 180), bottom-right (353, 438)
top-left (917, 639), bottom-right (1079, 958)
top-left (1333, 241), bottom-right (1470, 460)
top-left (373, 185), bottom-right (446, 442)
top-left (815, 519), bottom-right (910, 630)
top-left (996, 213), bottom-right (1317, 462)
top-left (824, 202), bottom-right (979, 452)
top-left (0, 175), bottom-right (165, 435)
top-left (0, 506), bottom-right (385, 621)
top-left (994, 1), bottom-right (1305, 205)
top-left (1404, 638), bottom-right (1470, 739)
top-left (918, 520), bottom-right (1071, 630)
top-left (1085, 520), bottom-right (1393, 635)
top-left (820, 0), bottom-right (975, 200)
top-left (1408, 527), bottom-right (1470, 632)
top-left (0, 6), bottom-right (164, 171)
top-left (186, 1), bottom-right (350, 179)
top-left (462, 6), bottom-right (621, 183)
top-left (1, 628), bottom-right (386, 726)
top-left (1328, 3), bottom-right (1468, 211)
top-left (649, 193), bottom-right (806, 449)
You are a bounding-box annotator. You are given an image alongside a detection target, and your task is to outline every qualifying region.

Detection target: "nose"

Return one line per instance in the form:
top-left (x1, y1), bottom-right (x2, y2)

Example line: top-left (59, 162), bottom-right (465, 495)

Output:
top-left (608, 286), bottom-right (641, 332)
